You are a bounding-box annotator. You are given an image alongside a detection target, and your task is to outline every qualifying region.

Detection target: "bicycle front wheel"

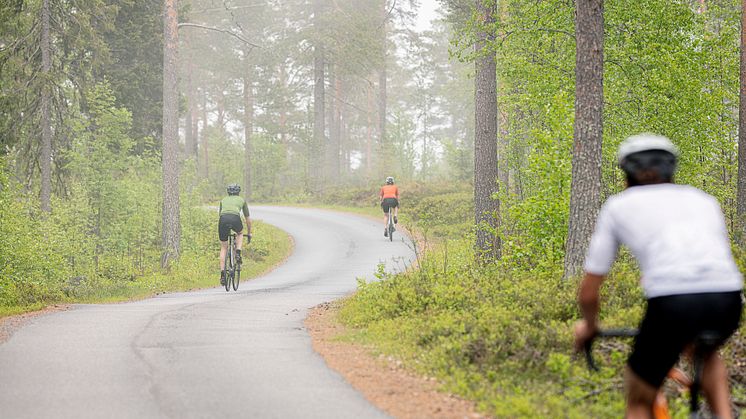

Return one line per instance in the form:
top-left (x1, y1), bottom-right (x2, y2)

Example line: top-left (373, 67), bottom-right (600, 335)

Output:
top-left (232, 266), bottom-right (240, 291)
top-left (225, 249), bottom-right (233, 292)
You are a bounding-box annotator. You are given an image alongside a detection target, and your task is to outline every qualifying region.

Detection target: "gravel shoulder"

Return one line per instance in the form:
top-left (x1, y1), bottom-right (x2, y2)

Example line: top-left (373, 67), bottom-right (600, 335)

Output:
top-left (306, 301), bottom-right (487, 419)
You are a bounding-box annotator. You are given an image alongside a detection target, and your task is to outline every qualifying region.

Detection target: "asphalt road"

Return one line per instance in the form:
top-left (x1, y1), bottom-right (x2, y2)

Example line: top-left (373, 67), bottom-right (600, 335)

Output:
top-left (0, 206), bottom-right (415, 419)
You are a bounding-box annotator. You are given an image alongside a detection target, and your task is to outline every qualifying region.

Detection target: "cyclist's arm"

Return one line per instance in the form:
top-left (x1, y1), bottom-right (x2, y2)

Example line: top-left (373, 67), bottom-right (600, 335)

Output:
top-left (379, 188), bottom-right (384, 202)
top-left (574, 272), bottom-right (605, 351)
top-left (395, 186), bottom-right (399, 200)
top-left (242, 203), bottom-right (251, 234)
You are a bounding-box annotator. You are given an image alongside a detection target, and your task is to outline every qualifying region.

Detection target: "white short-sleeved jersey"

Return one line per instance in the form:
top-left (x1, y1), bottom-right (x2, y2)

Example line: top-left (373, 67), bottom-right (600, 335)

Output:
top-left (584, 183), bottom-right (743, 298)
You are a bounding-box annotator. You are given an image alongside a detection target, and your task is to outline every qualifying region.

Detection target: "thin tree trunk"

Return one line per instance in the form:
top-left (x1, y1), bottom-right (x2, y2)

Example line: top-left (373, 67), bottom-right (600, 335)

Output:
top-left (201, 88), bottom-right (209, 178)
top-left (328, 66), bottom-right (341, 181)
top-left (378, 1), bottom-right (388, 178)
top-left (474, 0), bottom-right (500, 263)
top-left (564, 0), bottom-right (604, 278)
top-left (184, 30), bottom-right (194, 161)
top-left (312, 0), bottom-right (326, 193)
top-left (40, 0), bottom-right (52, 213)
top-left (737, 0), bottom-right (746, 242)
top-left (367, 85), bottom-right (374, 181)
top-left (497, 3), bottom-right (510, 196)
top-left (161, 0), bottom-right (181, 268)
top-left (279, 60), bottom-right (288, 148)
top-left (243, 50), bottom-right (254, 199)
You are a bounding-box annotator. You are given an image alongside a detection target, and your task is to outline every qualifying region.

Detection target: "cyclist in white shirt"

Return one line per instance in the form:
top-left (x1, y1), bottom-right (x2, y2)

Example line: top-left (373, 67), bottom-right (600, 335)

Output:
top-left (574, 133), bottom-right (743, 419)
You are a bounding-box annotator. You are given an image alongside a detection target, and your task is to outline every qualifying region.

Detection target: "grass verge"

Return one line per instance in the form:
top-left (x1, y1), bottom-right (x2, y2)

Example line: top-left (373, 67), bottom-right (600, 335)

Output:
top-left (1, 219), bottom-right (292, 318)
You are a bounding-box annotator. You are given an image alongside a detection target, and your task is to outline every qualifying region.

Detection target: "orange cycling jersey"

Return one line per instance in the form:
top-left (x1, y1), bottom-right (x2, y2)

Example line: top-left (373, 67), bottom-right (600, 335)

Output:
top-left (380, 185), bottom-right (399, 199)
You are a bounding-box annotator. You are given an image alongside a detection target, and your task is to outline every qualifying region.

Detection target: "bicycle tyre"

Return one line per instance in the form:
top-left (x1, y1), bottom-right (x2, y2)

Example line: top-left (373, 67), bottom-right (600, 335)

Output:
top-left (225, 240), bottom-right (233, 292)
top-left (388, 216), bottom-right (394, 242)
top-left (232, 265), bottom-right (240, 291)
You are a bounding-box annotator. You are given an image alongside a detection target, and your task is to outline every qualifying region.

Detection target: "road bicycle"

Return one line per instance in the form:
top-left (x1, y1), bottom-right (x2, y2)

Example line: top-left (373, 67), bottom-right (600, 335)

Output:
top-left (584, 328), bottom-right (726, 418)
top-left (224, 232), bottom-right (244, 292)
top-left (385, 210), bottom-right (395, 242)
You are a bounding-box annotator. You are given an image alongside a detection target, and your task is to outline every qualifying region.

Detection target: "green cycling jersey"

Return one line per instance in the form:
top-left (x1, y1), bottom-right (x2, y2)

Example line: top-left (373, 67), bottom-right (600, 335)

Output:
top-left (219, 195), bottom-right (250, 217)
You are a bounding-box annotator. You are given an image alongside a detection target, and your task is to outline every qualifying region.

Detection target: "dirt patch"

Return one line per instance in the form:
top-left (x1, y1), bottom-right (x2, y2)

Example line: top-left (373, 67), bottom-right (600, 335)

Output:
top-left (0, 305), bottom-right (70, 344)
top-left (305, 302), bottom-right (487, 419)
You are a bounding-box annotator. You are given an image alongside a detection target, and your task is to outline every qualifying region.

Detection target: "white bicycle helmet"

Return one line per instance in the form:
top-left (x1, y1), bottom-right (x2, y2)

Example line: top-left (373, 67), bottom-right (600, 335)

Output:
top-left (617, 133), bottom-right (678, 165)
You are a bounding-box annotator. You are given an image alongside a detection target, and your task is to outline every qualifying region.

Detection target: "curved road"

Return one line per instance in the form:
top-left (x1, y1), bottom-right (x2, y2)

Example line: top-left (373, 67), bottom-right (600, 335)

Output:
top-left (0, 207), bottom-right (414, 419)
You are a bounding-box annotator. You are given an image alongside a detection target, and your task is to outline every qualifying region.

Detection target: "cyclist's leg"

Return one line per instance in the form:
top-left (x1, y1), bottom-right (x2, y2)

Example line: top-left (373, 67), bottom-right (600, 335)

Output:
top-left (700, 352), bottom-right (733, 419)
top-left (624, 367), bottom-right (658, 419)
top-left (219, 241), bottom-right (228, 269)
top-left (381, 200), bottom-right (389, 233)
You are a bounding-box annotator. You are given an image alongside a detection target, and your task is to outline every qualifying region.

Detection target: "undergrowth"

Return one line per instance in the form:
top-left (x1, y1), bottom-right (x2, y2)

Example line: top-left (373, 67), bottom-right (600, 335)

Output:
top-left (336, 184), bottom-right (746, 417)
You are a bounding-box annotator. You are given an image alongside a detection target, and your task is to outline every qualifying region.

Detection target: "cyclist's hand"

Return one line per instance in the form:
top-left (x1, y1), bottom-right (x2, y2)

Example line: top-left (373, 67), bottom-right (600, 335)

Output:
top-left (246, 234), bottom-right (252, 244)
top-left (573, 320), bottom-right (598, 352)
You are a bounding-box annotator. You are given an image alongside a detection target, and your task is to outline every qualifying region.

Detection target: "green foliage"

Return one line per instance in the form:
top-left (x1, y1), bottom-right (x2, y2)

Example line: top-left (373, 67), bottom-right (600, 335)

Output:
top-left (342, 233), bottom-right (745, 416)
top-left (0, 83), bottom-right (293, 315)
top-left (0, 159), bottom-right (68, 307)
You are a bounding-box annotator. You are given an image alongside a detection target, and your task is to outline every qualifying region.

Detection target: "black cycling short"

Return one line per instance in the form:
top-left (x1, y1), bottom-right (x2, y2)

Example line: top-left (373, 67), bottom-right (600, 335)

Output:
top-left (218, 214), bottom-right (243, 242)
top-left (381, 198), bottom-right (398, 214)
top-left (628, 291), bottom-right (742, 388)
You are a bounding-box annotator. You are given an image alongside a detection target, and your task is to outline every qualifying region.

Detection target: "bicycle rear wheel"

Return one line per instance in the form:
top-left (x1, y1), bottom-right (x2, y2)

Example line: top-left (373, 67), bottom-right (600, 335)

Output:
top-left (388, 215), bottom-right (394, 242)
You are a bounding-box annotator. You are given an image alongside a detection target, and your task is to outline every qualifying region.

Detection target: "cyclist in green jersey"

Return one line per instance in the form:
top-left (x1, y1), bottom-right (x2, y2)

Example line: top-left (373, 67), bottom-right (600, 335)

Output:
top-left (218, 184), bottom-right (252, 285)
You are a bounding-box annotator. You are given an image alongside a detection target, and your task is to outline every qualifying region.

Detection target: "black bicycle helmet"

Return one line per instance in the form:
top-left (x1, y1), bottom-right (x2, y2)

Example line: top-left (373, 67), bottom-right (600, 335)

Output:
top-left (227, 184), bottom-right (241, 195)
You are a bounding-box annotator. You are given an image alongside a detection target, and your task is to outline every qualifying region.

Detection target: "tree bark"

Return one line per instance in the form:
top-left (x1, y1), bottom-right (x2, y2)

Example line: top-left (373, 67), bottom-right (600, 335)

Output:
top-left (243, 50), bottom-right (254, 199)
top-left (161, 0), bottom-right (181, 268)
top-left (40, 0), bottom-right (52, 213)
top-left (564, 0), bottom-right (604, 278)
top-left (737, 0), bottom-right (746, 241)
top-left (312, 0), bottom-right (325, 193)
top-left (474, 0), bottom-right (500, 263)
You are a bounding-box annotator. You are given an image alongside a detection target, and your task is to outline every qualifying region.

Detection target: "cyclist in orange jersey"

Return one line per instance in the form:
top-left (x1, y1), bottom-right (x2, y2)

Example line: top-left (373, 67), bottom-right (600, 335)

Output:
top-left (379, 176), bottom-right (399, 237)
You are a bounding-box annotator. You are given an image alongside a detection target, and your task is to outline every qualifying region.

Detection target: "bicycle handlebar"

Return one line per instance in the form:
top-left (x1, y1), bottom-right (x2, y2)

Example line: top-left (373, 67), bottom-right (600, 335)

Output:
top-left (583, 328), bottom-right (638, 371)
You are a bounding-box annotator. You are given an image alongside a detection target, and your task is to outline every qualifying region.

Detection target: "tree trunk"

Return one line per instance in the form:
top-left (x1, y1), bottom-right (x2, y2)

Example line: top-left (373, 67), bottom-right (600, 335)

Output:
top-left (201, 88), bottom-right (209, 178)
top-left (474, 0), bottom-right (500, 263)
top-left (312, 0), bottom-right (326, 193)
top-left (184, 31), bottom-right (197, 162)
top-left (40, 0), bottom-right (52, 213)
top-left (161, 0), bottom-right (181, 268)
top-left (328, 66), bottom-right (341, 181)
top-left (564, 0), bottom-right (604, 278)
top-left (367, 85), bottom-right (374, 181)
top-left (737, 0), bottom-right (746, 242)
top-left (378, 1), bottom-right (388, 178)
top-left (243, 51), bottom-right (254, 199)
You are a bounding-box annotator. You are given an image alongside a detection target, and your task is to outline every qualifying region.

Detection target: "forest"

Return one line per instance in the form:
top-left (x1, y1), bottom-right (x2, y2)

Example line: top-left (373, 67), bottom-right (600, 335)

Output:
top-left (2, 0), bottom-right (746, 416)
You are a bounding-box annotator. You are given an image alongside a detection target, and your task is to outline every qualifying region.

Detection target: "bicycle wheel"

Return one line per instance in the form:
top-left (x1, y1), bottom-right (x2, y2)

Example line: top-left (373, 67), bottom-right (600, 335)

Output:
top-left (388, 215), bottom-right (394, 242)
top-left (232, 265), bottom-right (240, 291)
top-left (225, 240), bottom-right (233, 292)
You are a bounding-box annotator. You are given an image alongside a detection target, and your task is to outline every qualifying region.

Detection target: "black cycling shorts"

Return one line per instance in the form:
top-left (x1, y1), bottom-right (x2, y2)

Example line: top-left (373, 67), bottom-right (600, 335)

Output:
top-left (381, 198), bottom-right (398, 214)
top-left (628, 291), bottom-right (742, 388)
top-left (218, 214), bottom-right (243, 242)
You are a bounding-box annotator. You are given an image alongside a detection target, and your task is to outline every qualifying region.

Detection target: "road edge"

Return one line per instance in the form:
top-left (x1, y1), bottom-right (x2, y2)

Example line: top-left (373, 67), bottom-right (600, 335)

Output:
top-left (305, 301), bottom-right (487, 419)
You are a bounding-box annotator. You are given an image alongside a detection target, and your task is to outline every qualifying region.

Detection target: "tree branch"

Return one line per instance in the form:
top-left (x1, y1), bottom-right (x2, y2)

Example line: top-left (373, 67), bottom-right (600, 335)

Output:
top-left (177, 22), bottom-right (263, 49)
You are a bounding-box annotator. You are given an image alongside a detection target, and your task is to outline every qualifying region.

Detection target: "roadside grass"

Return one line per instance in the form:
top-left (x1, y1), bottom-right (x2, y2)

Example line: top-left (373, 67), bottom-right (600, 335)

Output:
top-left (0, 218), bottom-right (292, 319)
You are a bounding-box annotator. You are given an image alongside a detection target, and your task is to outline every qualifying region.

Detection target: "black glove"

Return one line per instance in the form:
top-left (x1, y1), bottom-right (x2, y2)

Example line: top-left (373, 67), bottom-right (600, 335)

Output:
top-left (246, 234), bottom-right (252, 244)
